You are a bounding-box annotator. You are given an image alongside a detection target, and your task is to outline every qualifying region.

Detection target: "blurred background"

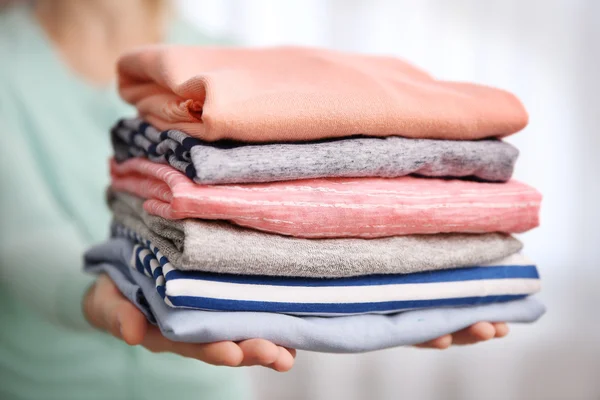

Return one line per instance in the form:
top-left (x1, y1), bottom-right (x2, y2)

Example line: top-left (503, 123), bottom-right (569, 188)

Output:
top-left (176, 0), bottom-right (600, 399)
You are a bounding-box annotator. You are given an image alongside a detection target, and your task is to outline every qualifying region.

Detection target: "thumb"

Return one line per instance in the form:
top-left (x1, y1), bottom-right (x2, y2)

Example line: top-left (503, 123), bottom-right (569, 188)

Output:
top-left (86, 275), bottom-right (148, 345)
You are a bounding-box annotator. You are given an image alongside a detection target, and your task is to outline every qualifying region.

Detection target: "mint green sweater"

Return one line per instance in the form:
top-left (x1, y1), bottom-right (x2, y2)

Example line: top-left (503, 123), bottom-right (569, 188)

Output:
top-left (0, 6), bottom-right (248, 400)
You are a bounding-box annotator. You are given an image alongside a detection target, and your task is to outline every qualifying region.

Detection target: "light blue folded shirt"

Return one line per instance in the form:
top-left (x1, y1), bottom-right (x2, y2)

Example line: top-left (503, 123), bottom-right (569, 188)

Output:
top-left (84, 238), bottom-right (546, 353)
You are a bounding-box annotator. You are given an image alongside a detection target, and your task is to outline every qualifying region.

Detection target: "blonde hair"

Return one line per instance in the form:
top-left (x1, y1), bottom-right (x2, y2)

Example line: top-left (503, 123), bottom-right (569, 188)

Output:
top-left (1, 0), bottom-right (174, 42)
top-left (148, 0), bottom-right (173, 23)
top-left (146, 0), bottom-right (173, 40)
top-left (1, 0), bottom-right (173, 19)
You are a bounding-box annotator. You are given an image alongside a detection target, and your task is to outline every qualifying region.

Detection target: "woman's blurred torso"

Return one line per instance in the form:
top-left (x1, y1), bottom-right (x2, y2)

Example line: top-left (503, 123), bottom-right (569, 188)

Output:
top-left (0, 5), bottom-right (248, 400)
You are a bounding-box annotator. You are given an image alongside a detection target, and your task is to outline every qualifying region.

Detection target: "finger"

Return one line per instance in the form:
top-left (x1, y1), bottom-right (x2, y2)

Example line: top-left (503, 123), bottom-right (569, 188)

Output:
top-left (284, 347), bottom-right (297, 359)
top-left (96, 274), bottom-right (123, 297)
top-left (492, 322), bottom-right (510, 338)
top-left (83, 275), bottom-right (113, 328)
top-left (87, 276), bottom-right (127, 334)
top-left (87, 275), bottom-right (149, 345)
top-left (94, 287), bottom-right (145, 343)
top-left (267, 346), bottom-right (296, 372)
top-left (238, 339), bottom-right (280, 367)
top-left (452, 322), bottom-right (496, 345)
top-left (141, 327), bottom-right (244, 367)
top-left (116, 302), bottom-right (148, 345)
top-left (415, 334), bottom-right (453, 349)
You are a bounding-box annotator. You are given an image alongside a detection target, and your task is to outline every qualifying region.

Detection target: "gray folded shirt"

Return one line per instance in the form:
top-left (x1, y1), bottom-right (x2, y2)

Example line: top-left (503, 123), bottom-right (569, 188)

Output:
top-left (108, 191), bottom-right (524, 277)
top-left (112, 118), bottom-right (519, 184)
top-left (83, 238), bottom-right (545, 353)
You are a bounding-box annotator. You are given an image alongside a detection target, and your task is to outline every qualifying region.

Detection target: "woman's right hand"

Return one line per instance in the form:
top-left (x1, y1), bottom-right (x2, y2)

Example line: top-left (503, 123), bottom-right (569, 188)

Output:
top-left (83, 274), bottom-right (297, 372)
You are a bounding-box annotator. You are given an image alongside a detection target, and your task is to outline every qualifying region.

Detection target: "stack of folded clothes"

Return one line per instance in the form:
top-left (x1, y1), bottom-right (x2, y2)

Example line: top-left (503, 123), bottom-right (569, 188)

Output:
top-left (84, 45), bottom-right (544, 353)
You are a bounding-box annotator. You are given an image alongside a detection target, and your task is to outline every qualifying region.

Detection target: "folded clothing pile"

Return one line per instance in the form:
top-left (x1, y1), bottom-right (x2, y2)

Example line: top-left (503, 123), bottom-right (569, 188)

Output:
top-left (85, 45), bottom-right (544, 353)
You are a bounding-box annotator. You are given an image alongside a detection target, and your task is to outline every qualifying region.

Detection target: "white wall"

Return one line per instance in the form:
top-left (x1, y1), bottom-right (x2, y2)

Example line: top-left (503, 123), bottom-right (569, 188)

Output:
top-left (177, 1), bottom-right (600, 398)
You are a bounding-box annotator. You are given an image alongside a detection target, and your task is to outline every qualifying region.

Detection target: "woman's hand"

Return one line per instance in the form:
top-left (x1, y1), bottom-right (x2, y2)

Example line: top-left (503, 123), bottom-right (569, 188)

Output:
top-left (84, 275), bottom-right (510, 372)
top-left (414, 322), bottom-right (509, 349)
top-left (84, 274), bottom-right (296, 372)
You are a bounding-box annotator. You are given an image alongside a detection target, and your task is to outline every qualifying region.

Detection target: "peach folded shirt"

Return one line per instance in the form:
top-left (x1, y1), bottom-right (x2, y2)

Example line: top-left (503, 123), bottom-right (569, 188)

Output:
top-left (117, 45), bottom-right (529, 143)
top-left (110, 158), bottom-right (541, 239)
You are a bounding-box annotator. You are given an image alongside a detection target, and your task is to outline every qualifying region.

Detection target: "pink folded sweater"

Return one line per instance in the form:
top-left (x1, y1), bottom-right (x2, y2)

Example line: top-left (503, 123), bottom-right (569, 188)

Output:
top-left (118, 45), bottom-right (528, 143)
top-left (110, 158), bottom-right (541, 238)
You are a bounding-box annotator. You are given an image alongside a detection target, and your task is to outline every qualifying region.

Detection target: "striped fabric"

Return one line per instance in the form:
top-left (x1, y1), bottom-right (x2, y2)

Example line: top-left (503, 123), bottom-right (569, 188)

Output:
top-left (85, 238), bottom-right (547, 352)
top-left (112, 118), bottom-right (201, 180)
top-left (110, 157), bottom-right (542, 238)
top-left (111, 117), bottom-right (519, 184)
top-left (129, 240), bottom-right (541, 316)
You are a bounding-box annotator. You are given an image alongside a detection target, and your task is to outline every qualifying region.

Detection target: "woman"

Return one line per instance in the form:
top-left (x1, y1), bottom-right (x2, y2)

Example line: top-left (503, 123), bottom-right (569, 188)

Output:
top-left (0, 1), bottom-right (510, 399)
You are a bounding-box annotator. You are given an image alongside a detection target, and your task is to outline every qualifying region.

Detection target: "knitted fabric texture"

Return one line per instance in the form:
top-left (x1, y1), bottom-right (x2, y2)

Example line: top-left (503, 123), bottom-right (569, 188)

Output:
top-left (117, 45), bottom-right (528, 143)
top-left (110, 158), bottom-right (542, 238)
top-left (111, 118), bottom-right (519, 184)
top-left (108, 191), bottom-right (524, 277)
